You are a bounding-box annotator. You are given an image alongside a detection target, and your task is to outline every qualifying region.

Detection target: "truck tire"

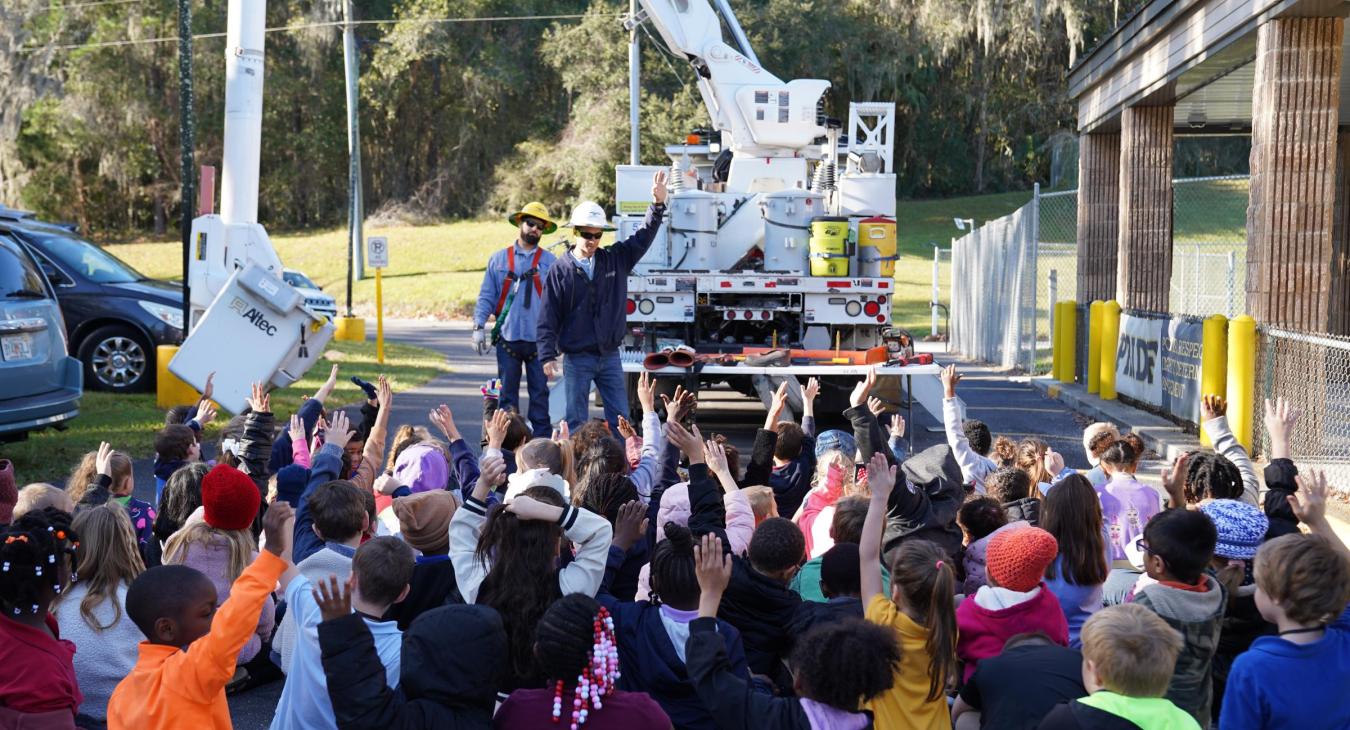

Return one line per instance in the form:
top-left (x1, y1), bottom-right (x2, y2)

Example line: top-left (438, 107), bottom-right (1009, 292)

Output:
top-left (78, 324), bottom-right (153, 393)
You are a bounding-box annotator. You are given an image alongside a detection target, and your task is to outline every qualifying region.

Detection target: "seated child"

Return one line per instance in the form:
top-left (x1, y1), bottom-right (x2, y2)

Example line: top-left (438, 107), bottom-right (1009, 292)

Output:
top-left (1038, 604), bottom-right (1200, 730)
top-left (153, 423), bottom-right (201, 504)
top-left (495, 594), bottom-right (673, 729)
top-left (107, 501), bottom-right (296, 730)
top-left (319, 599), bottom-right (507, 728)
top-left (1128, 508), bottom-right (1223, 723)
top-left (953, 632), bottom-right (1086, 730)
top-left (1199, 498), bottom-right (1269, 718)
top-left (958, 495), bottom-right (1013, 595)
top-left (271, 537), bottom-right (414, 729)
top-left (1079, 423), bottom-right (1119, 488)
top-left (791, 497), bottom-right (891, 603)
top-left (1095, 440), bottom-right (1161, 566)
top-left (741, 486), bottom-right (779, 526)
top-left (13, 483), bottom-right (73, 520)
top-left (385, 490), bottom-right (462, 629)
top-left (956, 526), bottom-right (1068, 683)
top-left (71, 445), bottom-right (157, 550)
top-left (0, 508), bottom-right (81, 727)
top-left (685, 533), bottom-right (901, 730)
top-left (163, 464), bottom-right (274, 666)
top-left (985, 467), bottom-right (1039, 526)
top-left (1220, 473), bottom-right (1350, 729)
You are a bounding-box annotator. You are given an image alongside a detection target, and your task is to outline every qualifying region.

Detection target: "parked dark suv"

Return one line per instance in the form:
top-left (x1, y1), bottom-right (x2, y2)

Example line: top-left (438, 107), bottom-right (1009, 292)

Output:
top-left (1, 220), bottom-right (184, 392)
top-left (0, 233), bottom-right (81, 440)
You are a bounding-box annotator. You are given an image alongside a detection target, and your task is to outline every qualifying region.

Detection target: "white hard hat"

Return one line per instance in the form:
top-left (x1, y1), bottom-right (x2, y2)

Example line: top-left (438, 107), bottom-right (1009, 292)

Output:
top-left (567, 201), bottom-right (615, 231)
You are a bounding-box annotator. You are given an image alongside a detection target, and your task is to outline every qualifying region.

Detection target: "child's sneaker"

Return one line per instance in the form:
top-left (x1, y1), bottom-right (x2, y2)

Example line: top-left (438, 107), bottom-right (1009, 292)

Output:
top-left (481, 378), bottom-right (501, 399)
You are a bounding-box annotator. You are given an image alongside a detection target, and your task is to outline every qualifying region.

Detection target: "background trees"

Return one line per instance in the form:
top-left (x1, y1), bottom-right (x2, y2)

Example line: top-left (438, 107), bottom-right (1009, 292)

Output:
top-left (0, 0), bottom-right (1137, 239)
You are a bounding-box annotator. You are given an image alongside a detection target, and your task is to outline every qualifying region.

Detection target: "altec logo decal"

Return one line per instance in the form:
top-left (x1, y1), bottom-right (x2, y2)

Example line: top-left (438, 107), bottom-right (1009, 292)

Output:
top-left (229, 297), bottom-right (279, 336)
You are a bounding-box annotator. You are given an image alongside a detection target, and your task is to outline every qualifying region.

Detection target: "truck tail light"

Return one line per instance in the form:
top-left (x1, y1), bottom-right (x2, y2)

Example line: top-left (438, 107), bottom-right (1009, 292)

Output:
top-left (863, 301), bottom-right (880, 316)
top-left (760, 311), bottom-right (771, 320)
top-left (726, 310), bottom-right (737, 320)
top-left (626, 299), bottom-right (637, 315)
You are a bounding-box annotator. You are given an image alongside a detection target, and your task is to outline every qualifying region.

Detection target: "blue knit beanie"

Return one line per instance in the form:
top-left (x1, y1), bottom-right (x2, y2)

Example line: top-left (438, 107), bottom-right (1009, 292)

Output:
top-left (1201, 499), bottom-right (1268, 560)
top-left (815, 430), bottom-right (857, 459)
top-left (275, 464), bottom-right (309, 508)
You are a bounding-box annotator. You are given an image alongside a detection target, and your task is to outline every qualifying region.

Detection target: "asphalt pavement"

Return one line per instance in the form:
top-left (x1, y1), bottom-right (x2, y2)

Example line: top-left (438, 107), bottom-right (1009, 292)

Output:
top-left (101, 318), bottom-right (1093, 727)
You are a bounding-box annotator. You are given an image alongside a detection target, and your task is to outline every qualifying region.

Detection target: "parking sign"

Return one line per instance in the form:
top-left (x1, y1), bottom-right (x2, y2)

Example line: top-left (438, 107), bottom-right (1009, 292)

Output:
top-left (367, 236), bottom-right (389, 269)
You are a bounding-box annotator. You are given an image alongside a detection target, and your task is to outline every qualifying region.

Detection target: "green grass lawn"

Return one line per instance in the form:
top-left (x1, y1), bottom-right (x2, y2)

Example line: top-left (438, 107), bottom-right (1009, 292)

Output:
top-left (2, 339), bottom-right (450, 484)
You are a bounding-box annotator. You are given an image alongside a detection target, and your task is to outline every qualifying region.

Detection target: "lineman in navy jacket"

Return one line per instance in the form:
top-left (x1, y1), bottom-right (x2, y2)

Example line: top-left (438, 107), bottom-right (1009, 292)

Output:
top-left (538, 170), bottom-right (668, 432)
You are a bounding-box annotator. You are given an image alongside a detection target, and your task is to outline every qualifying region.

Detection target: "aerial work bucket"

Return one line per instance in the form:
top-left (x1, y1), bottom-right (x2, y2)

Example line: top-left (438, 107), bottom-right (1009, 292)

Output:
top-left (809, 216), bottom-right (849, 276)
top-left (857, 217), bottom-right (897, 277)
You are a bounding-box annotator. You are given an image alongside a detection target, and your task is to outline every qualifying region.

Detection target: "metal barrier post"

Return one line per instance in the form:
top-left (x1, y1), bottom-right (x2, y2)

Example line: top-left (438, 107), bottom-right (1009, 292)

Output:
top-left (931, 245), bottom-right (940, 338)
top-left (1200, 314), bottom-right (1228, 447)
top-left (1227, 315), bottom-right (1257, 452)
top-left (1088, 300), bottom-right (1104, 393)
top-left (1100, 300), bottom-right (1121, 400)
top-left (1225, 250), bottom-right (1237, 318)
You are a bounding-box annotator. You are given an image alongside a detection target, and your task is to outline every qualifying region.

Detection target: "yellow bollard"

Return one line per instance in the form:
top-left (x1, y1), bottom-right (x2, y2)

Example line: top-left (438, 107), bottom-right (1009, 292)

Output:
top-left (1051, 301), bottom-right (1064, 381)
top-left (1056, 301), bottom-right (1078, 383)
top-left (334, 316), bottom-right (367, 342)
top-left (1226, 315), bottom-right (1257, 453)
top-left (1087, 301), bottom-right (1104, 393)
top-left (1199, 314), bottom-right (1229, 447)
top-left (1099, 300), bottom-right (1121, 400)
top-left (156, 345), bottom-right (203, 409)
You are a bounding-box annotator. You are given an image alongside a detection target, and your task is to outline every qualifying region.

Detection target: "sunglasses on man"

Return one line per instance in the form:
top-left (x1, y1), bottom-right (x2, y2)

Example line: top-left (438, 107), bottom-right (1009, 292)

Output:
top-left (576, 230), bottom-right (604, 241)
top-left (521, 217), bottom-right (548, 230)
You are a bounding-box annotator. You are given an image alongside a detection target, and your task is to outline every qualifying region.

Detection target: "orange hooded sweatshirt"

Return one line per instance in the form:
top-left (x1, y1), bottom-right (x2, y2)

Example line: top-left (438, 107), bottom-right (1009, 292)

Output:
top-left (106, 550), bottom-right (285, 730)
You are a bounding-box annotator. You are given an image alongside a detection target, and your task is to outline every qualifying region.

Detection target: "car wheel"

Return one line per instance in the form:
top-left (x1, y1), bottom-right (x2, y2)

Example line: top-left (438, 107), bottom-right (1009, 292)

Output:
top-left (78, 325), bottom-right (153, 392)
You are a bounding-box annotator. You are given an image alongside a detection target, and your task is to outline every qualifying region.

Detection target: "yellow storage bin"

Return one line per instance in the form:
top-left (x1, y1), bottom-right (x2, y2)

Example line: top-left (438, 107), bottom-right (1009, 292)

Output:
top-left (857, 217), bottom-right (897, 277)
top-left (809, 216), bottom-right (850, 276)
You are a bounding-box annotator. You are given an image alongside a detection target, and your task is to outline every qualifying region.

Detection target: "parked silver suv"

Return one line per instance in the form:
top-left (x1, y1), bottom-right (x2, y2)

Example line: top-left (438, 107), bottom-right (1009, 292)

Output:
top-left (0, 233), bottom-right (81, 440)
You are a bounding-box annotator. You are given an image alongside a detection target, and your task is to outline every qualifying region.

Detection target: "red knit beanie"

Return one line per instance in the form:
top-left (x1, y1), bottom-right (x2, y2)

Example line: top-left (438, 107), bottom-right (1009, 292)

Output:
top-left (201, 464), bottom-right (261, 531)
top-left (987, 526), bottom-right (1059, 592)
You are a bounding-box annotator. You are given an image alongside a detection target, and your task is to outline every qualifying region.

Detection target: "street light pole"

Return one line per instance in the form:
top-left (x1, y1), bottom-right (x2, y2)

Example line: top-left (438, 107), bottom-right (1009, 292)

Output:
top-left (342, 0), bottom-right (365, 314)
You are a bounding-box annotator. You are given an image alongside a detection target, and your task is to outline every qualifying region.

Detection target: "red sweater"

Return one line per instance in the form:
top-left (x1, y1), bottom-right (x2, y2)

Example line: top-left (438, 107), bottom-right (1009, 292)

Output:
top-left (956, 583), bottom-right (1069, 683)
top-left (0, 612), bottom-right (81, 721)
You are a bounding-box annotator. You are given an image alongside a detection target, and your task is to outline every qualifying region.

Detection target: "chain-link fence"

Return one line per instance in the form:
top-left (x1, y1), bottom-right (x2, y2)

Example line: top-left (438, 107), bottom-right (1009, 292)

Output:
top-left (1170, 176), bottom-right (1249, 318)
top-left (1036, 190), bottom-right (1079, 374)
top-left (1254, 327), bottom-right (1350, 486)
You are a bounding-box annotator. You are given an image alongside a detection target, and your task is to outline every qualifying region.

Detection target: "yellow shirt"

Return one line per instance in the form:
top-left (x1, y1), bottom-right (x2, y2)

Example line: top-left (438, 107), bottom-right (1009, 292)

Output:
top-left (865, 593), bottom-right (952, 730)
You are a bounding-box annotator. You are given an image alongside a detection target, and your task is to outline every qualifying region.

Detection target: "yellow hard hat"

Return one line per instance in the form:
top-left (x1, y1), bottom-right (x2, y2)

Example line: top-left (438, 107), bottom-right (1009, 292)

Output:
top-left (508, 201), bottom-right (558, 234)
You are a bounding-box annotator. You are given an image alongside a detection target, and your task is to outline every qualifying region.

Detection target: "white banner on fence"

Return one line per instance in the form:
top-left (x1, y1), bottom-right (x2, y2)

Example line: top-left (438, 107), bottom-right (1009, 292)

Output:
top-left (1116, 314), bottom-right (1164, 406)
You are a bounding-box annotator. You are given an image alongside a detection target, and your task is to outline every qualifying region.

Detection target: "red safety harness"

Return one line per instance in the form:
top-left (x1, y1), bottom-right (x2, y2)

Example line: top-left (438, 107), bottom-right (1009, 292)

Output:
top-left (493, 245), bottom-right (544, 316)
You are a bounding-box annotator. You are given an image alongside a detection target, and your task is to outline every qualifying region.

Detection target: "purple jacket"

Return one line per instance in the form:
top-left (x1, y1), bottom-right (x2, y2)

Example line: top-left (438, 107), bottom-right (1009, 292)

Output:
top-left (1096, 473), bottom-right (1162, 562)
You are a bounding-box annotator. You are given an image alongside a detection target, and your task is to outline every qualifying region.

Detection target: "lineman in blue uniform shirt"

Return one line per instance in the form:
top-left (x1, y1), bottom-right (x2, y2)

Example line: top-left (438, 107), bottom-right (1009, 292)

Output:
top-left (473, 201), bottom-right (558, 437)
top-left (538, 170), bottom-right (668, 433)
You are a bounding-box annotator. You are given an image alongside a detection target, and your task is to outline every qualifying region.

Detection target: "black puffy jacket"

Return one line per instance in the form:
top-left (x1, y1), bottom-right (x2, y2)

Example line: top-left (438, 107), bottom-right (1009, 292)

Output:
top-left (320, 604), bottom-right (506, 730)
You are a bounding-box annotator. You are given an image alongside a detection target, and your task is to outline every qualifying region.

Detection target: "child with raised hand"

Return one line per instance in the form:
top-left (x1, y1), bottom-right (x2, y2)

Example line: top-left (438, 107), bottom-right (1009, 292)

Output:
top-left (316, 581), bottom-right (507, 730)
top-left (956, 523), bottom-right (1068, 683)
top-left (1256, 396), bottom-right (1303, 538)
top-left (859, 451), bottom-right (958, 730)
top-left (107, 500), bottom-right (298, 730)
top-left (1038, 604), bottom-right (1200, 730)
top-left (71, 442), bottom-right (157, 551)
top-left (451, 452), bottom-right (613, 696)
top-left (162, 463), bottom-right (274, 668)
top-left (1220, 470), bottom-right (1350, 730)
top-left (1041, 474), bottom-right (1108, 647)
top-left (747, 377), bottom-right (820, 518)
top-left (940, 364), bottom-right (998, 492)
top-left (271, 536), bottom-right (415, 730)
top-left (53, 503), bottom-right (145, 725)
top-left (153, 423), bottom-right (201, 504)
top-left (684, 532), bottom-right (900, 729)
top-left (1128, 508), bottom-right (1224, 723)
top-left (0, 507), bottom-right (82, 727)
top-left (1196, 394), bottom-right (1259, 504)
top-left (598, 500), bottom-right (749, 730)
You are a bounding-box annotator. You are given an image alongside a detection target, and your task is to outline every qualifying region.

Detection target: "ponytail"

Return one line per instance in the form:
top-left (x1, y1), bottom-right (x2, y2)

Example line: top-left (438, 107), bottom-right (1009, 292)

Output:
top-left (890, 541), bottom-right (958, 702)
top-left (990, 437), bottom-right (1017, 468)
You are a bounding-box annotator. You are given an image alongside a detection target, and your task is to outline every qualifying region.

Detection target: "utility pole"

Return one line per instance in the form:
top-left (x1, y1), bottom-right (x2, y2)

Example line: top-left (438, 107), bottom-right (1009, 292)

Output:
top-left (342, 0), bottom-right (365, 314)
top-left (177, 0), bottom-right (194, 332)
top-left (628, 0), bottom-right (640, 165)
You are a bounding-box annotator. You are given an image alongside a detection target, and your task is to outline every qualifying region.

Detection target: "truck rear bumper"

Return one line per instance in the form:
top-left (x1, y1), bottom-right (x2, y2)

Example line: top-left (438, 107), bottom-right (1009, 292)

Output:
top-left (620, 360), bottom-right (941, 376)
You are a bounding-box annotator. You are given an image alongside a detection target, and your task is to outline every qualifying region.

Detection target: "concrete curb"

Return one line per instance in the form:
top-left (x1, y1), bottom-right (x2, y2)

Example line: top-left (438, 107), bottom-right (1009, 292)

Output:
top-left (1028, 376), bottom-right (1203, 462)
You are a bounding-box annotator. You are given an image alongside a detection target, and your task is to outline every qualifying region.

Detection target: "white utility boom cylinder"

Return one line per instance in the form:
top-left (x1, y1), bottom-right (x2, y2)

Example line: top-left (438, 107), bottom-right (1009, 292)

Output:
top-left (220, 0), bottom-right (266, 225)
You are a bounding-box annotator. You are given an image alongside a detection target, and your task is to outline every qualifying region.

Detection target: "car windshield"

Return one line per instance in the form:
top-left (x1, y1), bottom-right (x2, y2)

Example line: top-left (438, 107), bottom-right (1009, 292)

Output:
top-left (284, 271), bottom-right (317, 289)
top-left (26, 230), bottom-right (143, 284)
top-left (0, 235), bottom-right (49, 299)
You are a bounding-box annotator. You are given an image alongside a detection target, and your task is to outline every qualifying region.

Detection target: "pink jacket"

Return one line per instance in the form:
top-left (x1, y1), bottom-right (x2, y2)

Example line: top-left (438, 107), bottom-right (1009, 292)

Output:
top-left (955, 583), bottom-right (1068, 682)
top-left (637, 485), bottom-right (754, 600)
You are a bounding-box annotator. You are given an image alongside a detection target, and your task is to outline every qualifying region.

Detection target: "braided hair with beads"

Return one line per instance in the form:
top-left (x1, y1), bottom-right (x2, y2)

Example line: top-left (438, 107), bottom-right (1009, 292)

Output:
top-left (534, 594), bottom-right (620, 729)
top-left (0, 507), bottom-right (78, 618)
